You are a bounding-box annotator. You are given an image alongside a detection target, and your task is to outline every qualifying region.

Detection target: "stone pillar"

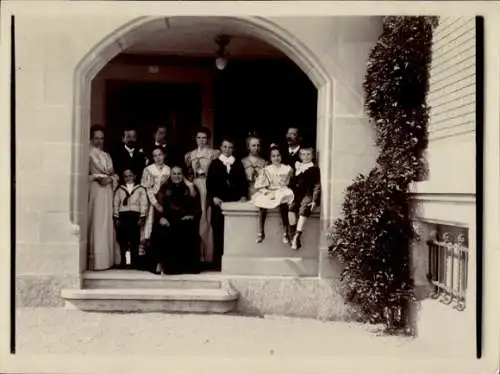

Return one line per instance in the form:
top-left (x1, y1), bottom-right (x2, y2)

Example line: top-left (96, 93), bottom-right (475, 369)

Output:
top-left (318, 111), bottom-right (377, 279)
top-left (15, 17), bottom-right (84, 306)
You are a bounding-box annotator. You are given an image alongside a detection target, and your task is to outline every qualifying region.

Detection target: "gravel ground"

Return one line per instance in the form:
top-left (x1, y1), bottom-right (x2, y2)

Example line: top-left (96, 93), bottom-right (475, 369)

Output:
top-left (15, 306), bottom-right (467, 358)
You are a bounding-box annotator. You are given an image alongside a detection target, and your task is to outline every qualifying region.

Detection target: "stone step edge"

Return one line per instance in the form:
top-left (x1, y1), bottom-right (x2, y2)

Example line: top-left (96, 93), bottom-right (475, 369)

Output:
top-left (81, 270), bottom-right (323, 280)
top-left (82, 270), bottom-right (222, 280)
top-left (82, 280), bottom-right (223, 290)
top-left (61, 287), bottom-right (239, 302)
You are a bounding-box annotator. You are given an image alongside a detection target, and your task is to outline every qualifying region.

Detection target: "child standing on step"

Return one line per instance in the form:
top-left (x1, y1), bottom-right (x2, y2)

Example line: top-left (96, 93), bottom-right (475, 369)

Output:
top-left (288, 145), bottom-right (321, 250)
top-left (251, 145), bottom-right (294, 244)
top-left (113, 168), bottom-right (148, 269)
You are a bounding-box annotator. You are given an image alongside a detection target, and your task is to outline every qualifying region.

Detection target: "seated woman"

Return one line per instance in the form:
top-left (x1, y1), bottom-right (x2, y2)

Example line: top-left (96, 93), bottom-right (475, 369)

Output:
top-left (149, 165), bottom-right (202, 275)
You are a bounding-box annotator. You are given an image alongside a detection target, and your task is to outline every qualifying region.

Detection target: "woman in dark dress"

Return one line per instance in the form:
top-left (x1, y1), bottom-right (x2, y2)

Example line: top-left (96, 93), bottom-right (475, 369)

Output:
top-left (150, 165), bottom-right (201, 275)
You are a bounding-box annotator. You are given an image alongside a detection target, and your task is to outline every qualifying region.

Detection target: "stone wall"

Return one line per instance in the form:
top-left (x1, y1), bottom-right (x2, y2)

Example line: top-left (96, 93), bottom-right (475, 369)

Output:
top-left (222, 202), bottom-right (321, 277)
top-left (229, 277), bottom-right (353, 320)
top-left (14, 10), bottom-right (381, 306)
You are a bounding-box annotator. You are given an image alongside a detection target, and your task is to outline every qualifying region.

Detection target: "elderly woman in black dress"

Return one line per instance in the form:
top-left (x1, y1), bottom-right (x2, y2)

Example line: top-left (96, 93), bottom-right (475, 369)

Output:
top-left (149, 165), bottom-right (201, 275)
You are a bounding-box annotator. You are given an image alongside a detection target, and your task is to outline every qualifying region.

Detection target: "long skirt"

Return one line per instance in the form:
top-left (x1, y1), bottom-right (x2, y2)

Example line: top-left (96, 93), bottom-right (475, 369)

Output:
top-left (193, 177), bottom-right (214, 264)
top-left (87, 181), bottom-right (120, 270)
top-left (210, 204), bottom-right (224, 271)
top-left (142, 204), bottom-right (155, 243)
top-left (150, 219), bottom-right (201, 275)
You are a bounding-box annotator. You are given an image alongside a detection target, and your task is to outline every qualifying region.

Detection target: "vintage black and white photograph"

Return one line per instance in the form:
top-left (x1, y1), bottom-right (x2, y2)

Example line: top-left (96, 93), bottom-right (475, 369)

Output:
top-left (0, 1), bottom-right (499, 373)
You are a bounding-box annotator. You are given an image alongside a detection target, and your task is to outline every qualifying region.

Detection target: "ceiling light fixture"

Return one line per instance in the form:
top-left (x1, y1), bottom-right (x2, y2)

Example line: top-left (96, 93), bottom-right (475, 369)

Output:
top-left (214, 35), bottom-right (231, 71)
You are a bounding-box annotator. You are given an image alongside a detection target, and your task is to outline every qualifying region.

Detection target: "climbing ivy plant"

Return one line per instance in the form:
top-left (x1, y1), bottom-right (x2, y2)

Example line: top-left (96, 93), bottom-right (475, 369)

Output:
top-left (328, 16), bottom-right (439, 335)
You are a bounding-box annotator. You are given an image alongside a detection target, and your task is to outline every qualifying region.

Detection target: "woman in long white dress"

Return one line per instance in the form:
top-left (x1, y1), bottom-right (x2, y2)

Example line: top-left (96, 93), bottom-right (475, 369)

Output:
top-left (184, 127), bottom-right (220, 268)
top-left (141, 147), bottom-right (171, 252)
top-left (88, 124), bottom-right (120, 271)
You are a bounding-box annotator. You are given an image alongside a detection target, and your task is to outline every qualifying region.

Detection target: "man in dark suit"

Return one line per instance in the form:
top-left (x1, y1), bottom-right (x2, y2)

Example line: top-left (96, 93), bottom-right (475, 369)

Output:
top-left (111, 128), bottom-right (148, 179)
top-left (206, 137), bottom-right (248, 271)
top-left (145, 123), bottom-right (183, 167)
top-left (272, 126), bottom-right (303, 172)
top-left (145, 124), bottom-right (167, 165)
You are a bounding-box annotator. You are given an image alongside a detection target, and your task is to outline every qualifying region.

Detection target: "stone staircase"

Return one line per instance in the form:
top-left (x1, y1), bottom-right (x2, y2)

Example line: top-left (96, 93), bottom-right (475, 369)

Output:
top-left (61, 270), bottom-right (239, 314)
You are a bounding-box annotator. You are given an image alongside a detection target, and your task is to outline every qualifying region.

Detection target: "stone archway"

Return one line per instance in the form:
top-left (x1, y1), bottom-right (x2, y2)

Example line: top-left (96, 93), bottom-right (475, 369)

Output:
top-left (70, 16), bottom-right (335, 273)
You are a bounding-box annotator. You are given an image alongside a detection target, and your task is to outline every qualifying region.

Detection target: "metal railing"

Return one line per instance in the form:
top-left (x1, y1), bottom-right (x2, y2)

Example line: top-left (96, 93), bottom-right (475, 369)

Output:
top-left (427, 229), bottom-right (468, 311)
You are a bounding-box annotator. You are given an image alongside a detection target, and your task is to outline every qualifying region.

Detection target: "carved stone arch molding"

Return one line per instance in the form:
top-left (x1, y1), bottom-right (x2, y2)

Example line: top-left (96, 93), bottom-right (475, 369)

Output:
top-left (70, 16), bottom-right (337, 268)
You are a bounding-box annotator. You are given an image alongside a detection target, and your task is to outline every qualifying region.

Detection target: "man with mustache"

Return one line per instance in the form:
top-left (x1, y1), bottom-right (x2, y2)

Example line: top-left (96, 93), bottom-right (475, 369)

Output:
top-left (272, 126), bottom-right (303, 173)
top-left (111, 127), bottom-right (148, 179)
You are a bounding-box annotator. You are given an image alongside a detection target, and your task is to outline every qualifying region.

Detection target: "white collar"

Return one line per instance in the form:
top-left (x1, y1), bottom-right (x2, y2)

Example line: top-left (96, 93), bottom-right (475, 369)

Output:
top-left (289, 145), bottom-right (300, 154)
top-left (295, 161), bottom-right (314, 175)
top-left (155, 142), bottom-right (166, 147)
top-left (219, 154), bottom-right (235, 172)
top-left (124, 145), bottom-right (135, 153)
top-left (219, 154), bottom-right (235, 164)
top-left (124, 183), bottom-right (136, 193)
top-left (153, 163), bottom-right (170, 176)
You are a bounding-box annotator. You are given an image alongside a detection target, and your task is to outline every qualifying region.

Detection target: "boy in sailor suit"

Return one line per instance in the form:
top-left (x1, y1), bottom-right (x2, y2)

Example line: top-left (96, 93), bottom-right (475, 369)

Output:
top-left (288, 145), bottom-right (321, 250)
top-left (113, 168), bottom-right (148, 269)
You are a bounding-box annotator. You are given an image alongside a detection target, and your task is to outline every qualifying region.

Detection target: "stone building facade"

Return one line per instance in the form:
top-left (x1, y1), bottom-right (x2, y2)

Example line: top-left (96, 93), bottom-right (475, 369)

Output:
top-left (13, 8), bottom-right (475, 326)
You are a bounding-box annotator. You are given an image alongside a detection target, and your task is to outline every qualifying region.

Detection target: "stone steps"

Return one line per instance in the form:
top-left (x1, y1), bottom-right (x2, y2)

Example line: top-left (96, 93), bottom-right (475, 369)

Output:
top-left (83, 269), bottom-right (223, 289)
top-left (61, 270), bottom-right (239, 314)
top-left (61, 287), bottom-right (238, 313)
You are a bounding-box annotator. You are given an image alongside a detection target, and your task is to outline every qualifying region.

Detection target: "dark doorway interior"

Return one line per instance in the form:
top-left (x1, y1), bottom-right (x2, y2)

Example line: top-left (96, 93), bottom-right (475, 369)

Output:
top-left (105, 80), bottom-right (202, 158)
top-left (103, 57), bottom-right (317, 161)
top-left (213, 59), bottom-right (317, 157)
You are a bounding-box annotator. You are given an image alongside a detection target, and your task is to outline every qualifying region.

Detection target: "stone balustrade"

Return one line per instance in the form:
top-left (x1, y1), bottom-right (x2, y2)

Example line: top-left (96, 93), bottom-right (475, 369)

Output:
top-left (221, 202), bottom-right (320, 277)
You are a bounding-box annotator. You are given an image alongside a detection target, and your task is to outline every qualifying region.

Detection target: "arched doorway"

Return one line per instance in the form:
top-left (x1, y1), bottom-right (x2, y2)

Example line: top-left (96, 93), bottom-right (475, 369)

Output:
top-left (92, 46), bottom-right (318, 164)
top-left (71, 16), bottom-right (334, 273)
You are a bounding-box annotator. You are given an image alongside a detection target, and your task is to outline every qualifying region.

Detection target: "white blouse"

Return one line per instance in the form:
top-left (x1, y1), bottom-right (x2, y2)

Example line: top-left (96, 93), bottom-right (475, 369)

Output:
top-left (255, 164), bottom-right (293, 190)
top-left (141, 163), bottom-right (171, 206)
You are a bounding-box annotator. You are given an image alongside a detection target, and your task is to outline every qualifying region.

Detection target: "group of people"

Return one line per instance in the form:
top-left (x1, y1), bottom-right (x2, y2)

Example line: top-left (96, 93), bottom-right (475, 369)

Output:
top-left (87, 122), bottom-right (321, 276)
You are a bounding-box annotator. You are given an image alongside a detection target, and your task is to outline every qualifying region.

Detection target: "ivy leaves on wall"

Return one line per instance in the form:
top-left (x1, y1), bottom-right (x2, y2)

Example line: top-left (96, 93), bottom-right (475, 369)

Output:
top-left (328, 16), bottom-right (438, 334)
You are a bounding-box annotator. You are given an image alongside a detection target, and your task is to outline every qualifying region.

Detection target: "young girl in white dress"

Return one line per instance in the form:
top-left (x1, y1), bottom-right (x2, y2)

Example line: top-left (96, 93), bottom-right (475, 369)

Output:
top-left (251, 145), bottom-right (294, 244)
